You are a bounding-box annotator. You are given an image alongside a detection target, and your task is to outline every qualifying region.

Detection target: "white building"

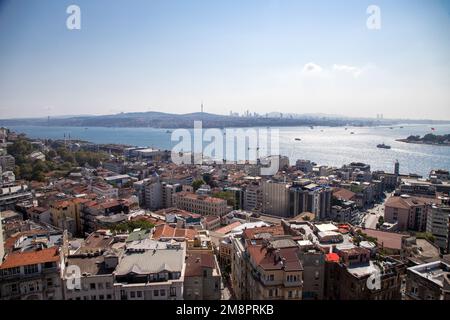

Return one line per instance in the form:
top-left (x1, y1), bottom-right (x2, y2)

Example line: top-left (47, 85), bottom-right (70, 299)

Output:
top-left (426, 203), bottom-right (450, 252)
top-left (113, 242), bottom-right (186, 300)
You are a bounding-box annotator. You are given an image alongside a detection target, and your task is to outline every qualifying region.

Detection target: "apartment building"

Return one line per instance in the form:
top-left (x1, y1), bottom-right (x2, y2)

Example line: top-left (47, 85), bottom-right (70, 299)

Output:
top-left (143, 178), bottom-right (163, 210)
top-left (173, 192), bottom-right (229, 216)
top-left (0, 183), bottom-right (33, 212)
top-left (50, 198), bottom-right (87, 237)
top-left (0, 216), bottom-right (4, 261)
top-left (426, 203), bottom-right (450, 253)
top-left (298, 246), bottom-right (325, 300)
top-left (91, 182), bottom-right (119, 198)
top-left (405, 261), bottom-right (450, 300)
top-left (384, 195), bottom-right (434, 232)
top-left (0, 247), bottom-right (63, 300)
top-left (246, 243), bottom-right (303, 300)
top-left (114, 241), bottom-right (186, 300)
top-left (162, 182), bottom-right (182, 209)
top-left (324, 248), bottom-right (404, 300)
top-left (63, 251), bottom-right (117, 301)
top-left (183, 251), bottom-right (221, 300)
top-left (0, 155), bottom-right (15, 172)
top-left (262, 181), bottom-right (290, 217)
top-left (243, 183), bottom-right (262, 211)
top-left (231, 225), bottom-right (304, 300)
top-left (289, 181), bottom-right (332, 220)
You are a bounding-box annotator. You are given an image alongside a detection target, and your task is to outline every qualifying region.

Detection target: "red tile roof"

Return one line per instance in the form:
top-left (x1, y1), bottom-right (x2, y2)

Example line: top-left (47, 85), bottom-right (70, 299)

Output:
top-left (333, 188), bottom-right (356, 201)
top-left (185, 252), bottom-right (216, 277)
top-left (152, 224), bottom-right (198, 240)
top-left (242, 225), bottom-right (285, 240)
top-left (0, 247), bottom-right (60, 270)
top-left (214, 221), bottom-right (242, 234)
top-left (356, 228), bottom-right (407, 250)
top-left (247, 245), bottom-right (302, 271)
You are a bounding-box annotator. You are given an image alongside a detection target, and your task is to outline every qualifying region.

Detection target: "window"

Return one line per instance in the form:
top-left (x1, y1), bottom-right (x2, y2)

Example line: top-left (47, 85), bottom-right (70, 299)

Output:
top-left (106, 282), bottom-right (111, 289)
top-left (47, 278), bottom-right (53, 287)
top-left (107, 294), bottom-right (112, 300)
top-left (170, 287), bottom-right (177, 297)
top-left (10, 283), bottom-right (18, 293)
top-left (28, 283), bottom-right (35, 292)
top-left (288, 291), bottom-right (293, 298)
top-left (411, 286), bottom-right (418, 295)
top-left (137, 291), bottom-right (142, 298)
top-left (269, 274), bottom-right (274, 281)
top-left (160, 289), bottom-right (166, 296)
top-left (99, 295), bottom-right (104, 300)
top-left (98, 283), bottom-right (103, 290)
top-left (24, 264), bottom-right (38, 275)
top-left (130, 291), bottom-right (136, 298)
top-left (154, 290), bottom-right (159, 297)
top-left (268, 289), bottom-right (273, 297)
top-left (91, 295), bottom-right (97, 300)
top-left (203, 270), bottom-right (208, 278)
top-left (90, 283), bottom-right (96, 290)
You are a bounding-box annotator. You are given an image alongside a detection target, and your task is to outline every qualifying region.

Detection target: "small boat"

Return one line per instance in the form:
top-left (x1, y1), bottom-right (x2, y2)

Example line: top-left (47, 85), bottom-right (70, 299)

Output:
top-left (390, 127), bottom-right (394, 129)
top-left (350, 132), bottom-right (355, 135)
top-left (345, 128), bottom-right (348, 130)
top-left (166, 130), bottom-right (172, 133)
top-left (295, 138), bottom-right (302, 141)
top-left (310, 126), bottom-right (314, 129)
top-left (400, 126), bottom-right (404, 129)
top-left (377, 143), bottom-right (391, 149)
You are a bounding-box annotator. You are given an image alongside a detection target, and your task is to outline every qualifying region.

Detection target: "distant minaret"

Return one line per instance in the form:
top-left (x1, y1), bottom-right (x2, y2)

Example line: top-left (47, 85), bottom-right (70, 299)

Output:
top-left (394, 160), bottom-right (400, 176)
top-left (201, 102), bottom-right (204, 113)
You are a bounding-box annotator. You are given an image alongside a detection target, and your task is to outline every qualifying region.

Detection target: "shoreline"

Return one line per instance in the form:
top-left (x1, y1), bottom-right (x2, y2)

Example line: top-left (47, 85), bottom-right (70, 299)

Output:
top-left (395, 139), bottom-right (450, 147)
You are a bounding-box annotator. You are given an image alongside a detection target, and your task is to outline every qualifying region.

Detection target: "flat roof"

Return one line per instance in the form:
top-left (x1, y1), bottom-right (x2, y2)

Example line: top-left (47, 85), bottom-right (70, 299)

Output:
top-left (316, 223), bottom-right (339, 233)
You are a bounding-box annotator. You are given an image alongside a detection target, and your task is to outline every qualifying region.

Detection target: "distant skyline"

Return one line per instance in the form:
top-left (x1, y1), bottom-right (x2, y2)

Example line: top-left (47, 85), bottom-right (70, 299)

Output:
top-left (1, 0), bottom-right (450, 120)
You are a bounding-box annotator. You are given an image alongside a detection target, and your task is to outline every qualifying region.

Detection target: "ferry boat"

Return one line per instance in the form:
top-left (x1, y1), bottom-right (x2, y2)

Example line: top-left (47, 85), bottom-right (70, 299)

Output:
top-left (377, 143), bottom-right (391, 149)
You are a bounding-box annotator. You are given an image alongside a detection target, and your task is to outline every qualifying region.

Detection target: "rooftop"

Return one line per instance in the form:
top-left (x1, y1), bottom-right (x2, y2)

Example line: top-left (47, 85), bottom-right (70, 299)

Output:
top-left (0, 247), bottom-right (60, 270)
top-left (115, 245), bottom-right (185, 276)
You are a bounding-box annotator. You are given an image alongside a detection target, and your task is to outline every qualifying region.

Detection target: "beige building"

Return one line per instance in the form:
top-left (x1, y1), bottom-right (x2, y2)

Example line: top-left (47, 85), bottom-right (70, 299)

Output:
top-left (0, 247), bottom-right (63, 300)
top-left (384, 195), bottom-right (433, 231)
top-left (173, 192), bottom-right (229, 216)
top-left (183, 252), bottom-right (222, 300)
top-left (246, 244), bottom-right (303, 300)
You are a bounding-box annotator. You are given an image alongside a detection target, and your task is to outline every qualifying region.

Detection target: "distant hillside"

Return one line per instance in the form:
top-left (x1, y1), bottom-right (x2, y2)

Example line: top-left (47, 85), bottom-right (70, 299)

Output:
top-left (0, 111), bottom-right (378, 128)
top-left (3, 111), bottom-right (448, 129)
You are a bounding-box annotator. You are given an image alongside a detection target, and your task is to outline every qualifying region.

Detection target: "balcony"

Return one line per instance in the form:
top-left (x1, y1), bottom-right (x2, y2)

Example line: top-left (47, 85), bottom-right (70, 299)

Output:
top-left (283, 279), bottom-right (303, 287)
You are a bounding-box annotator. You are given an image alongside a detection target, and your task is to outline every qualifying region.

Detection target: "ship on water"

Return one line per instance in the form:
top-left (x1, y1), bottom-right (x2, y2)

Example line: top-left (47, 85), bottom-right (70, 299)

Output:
top-left (377, 143), bottom-right (391, 149)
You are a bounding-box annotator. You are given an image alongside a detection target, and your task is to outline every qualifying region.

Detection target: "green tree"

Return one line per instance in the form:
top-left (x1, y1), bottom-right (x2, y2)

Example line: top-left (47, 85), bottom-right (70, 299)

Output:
top-left (192, 179), bottom-right (205, 191)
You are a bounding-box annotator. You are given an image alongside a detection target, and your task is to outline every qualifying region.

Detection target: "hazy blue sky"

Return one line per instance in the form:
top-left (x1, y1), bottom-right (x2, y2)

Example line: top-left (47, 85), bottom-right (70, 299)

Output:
top-left (0, 0), bottom-right (449, 119)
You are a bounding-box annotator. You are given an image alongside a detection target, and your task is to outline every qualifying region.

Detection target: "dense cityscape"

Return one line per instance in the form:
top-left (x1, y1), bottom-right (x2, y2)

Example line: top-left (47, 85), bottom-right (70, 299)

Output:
top-left (0, 126), bottom-right (449, 301)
